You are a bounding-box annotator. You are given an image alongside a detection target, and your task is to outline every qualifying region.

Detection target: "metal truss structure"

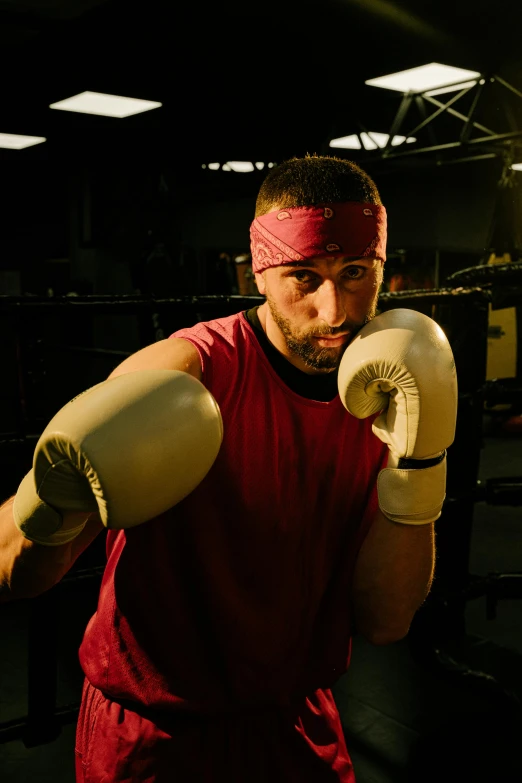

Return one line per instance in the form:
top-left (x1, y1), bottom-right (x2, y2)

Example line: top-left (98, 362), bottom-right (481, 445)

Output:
top-left (359, 74), bottom-right (522, 170)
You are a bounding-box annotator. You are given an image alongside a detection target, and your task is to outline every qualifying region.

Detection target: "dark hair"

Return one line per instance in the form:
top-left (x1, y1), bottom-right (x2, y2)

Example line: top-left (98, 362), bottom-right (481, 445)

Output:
top-left (255, 154), bottom-right (382, 217)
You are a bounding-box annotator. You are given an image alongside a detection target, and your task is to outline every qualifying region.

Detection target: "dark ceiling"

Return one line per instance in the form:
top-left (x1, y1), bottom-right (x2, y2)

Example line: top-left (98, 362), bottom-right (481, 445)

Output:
top-left (2, 0), bottom-right (522, 171)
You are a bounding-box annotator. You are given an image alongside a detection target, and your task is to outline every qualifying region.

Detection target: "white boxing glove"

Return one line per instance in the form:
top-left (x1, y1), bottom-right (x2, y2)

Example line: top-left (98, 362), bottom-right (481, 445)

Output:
top-left (13, 370), bottom-right (224, 545)
top-left (338, 308), bottom-right (458, 525)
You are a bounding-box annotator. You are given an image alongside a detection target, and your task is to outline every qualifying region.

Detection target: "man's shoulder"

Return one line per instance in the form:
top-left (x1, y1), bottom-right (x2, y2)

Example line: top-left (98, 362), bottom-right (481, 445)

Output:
top-left (171, 309), bottom-right (249, 344)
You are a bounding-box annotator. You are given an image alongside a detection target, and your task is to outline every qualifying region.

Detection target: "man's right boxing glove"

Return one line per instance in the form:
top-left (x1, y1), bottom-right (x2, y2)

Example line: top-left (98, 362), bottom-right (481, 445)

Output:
top-left (13, 369), bottom-right (223, 546)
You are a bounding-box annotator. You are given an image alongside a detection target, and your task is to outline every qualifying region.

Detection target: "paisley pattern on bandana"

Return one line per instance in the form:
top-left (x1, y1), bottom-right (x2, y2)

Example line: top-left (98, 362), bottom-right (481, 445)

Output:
top-left (250, 202), bottom-right (387, 274)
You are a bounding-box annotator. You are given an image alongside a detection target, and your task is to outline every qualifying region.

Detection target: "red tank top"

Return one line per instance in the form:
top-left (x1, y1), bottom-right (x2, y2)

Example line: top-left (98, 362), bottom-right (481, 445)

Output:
top-left (78, 311), bottom-right (387, 714)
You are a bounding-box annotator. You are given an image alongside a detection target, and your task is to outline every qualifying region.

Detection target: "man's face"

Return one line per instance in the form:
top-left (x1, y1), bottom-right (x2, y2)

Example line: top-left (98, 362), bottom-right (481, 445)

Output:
top-left (254, 255), bottom-right (384, 374)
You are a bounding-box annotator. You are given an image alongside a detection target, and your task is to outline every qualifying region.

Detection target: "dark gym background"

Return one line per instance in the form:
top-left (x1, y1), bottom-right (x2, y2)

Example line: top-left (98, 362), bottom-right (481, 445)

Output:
top-left (1, 1), bottom-right (522, 782)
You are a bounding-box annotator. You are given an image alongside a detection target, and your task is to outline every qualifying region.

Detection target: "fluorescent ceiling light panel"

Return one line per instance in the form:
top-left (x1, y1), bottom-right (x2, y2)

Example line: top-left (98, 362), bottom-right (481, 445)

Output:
top-left (361, 132), bottom-right (417, 149)
top-left (329, 135), bottom-right (361, 150)
top-left (0, 133), bottom-right (46, 149)
top-left (391, 135), bottom-right (416, 146)
top-left (329, 133), bottom-right (415, 150)
top-left (361, 133), bottom-right (380, 150)
top-left (424, 80), bottom-right (478, 97)
top-left (49, 91), bottom-right (162, 118)
top-left (365, 63), bottom-right (481, 93)
top-left (226, 161), bottom-right (254, 173)
top-left (206, 161), bottom-right (268, 172)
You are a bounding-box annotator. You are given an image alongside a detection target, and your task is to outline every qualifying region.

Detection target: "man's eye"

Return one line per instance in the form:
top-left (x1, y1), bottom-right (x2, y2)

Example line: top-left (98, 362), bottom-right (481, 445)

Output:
top-left (344, 266), bottom-right (365, 279)
top-left (292, 271), bottom-right (314, 283)
top-left (291, 267), bottom-right (365, 284)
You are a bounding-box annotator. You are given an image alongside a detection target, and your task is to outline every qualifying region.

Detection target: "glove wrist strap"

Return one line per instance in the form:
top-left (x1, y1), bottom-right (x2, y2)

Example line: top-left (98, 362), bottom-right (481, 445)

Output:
top-left (378, 455), bottom-right (447, 525)
top-left (397, 450), bottom-right (446, 470)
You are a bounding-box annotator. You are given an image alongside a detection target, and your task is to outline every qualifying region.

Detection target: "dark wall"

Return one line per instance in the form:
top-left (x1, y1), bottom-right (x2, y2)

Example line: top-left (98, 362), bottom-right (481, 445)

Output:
top-left (381, 160), bottom-right (501, 253)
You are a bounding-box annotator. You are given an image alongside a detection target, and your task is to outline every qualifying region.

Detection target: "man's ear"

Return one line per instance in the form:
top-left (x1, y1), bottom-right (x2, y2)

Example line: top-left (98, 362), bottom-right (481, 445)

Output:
top-left (254, 271), bottom-right (266, 295)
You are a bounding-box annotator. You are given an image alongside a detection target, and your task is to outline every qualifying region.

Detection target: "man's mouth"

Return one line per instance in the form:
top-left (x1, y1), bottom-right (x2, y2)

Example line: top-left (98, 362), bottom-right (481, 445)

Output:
top-left (312, 333), bottom-right (349, 347)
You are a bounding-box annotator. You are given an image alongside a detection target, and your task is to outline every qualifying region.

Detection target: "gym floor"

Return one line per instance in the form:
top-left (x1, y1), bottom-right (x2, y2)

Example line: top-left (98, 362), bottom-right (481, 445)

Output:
top-left (1, 421), bottom-right (521, 783)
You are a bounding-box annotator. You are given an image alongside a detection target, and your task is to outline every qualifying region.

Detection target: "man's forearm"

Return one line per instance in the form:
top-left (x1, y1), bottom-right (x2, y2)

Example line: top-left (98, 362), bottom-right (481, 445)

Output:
top-left (0, 496), bottom-right (102, 602)
top-left (351, 507), bottom-right (436, 645)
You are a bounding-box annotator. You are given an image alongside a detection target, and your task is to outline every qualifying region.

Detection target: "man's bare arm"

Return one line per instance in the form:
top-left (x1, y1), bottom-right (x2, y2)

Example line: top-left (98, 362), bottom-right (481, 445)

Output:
top-left (0, 496), bottom-right (103, 602)
top-left (0, 337), bottom-right (203, 602)
top-left (351, 508), bottom-right (435, 645)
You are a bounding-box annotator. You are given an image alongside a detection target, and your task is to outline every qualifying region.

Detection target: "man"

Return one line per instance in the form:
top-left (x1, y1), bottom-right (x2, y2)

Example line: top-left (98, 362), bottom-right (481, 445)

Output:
top-left (0, 154), bottom-right (457, 782)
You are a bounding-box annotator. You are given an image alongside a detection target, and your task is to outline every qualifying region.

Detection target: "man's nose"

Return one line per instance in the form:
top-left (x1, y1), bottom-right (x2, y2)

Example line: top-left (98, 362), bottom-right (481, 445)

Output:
top-left (314, 280), bottom-right (347, 329)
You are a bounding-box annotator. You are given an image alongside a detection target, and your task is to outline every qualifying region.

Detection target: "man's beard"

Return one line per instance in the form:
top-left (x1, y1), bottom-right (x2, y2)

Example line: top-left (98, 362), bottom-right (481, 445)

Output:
top-left (265, 292), bottom-right (379, 372)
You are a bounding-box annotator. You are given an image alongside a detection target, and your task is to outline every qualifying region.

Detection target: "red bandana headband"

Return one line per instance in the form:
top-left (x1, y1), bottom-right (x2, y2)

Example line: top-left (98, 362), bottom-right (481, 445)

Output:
top-left (250, 202), bottom-right (387, 274)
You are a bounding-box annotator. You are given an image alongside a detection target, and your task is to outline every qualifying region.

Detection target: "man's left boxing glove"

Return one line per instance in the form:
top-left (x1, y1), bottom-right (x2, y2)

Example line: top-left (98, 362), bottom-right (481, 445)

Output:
top-left (338, 308), bottom-right (458, 525)
top-left (13, 369), bottom-right (223, 545)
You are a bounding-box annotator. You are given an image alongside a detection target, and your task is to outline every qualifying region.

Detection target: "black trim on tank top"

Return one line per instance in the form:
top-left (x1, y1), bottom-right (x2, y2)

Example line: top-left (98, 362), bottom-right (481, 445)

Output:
top-left (243, 307), bottom-right (339, 403)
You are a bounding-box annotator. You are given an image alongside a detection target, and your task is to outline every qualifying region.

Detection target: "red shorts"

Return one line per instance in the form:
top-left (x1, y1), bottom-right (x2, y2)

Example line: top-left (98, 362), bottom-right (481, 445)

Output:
top-left (75, 678), bottom-right (355, 783)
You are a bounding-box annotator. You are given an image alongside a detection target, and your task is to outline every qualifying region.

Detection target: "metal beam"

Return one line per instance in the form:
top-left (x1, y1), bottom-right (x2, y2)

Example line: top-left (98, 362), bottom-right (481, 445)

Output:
top-left (396, 86), bottom-right (476, 145)
top-left (381, 93), bottom-right (413, 152)
top-left (460, 78), bottom-right (488, 142)
top-left (383, 129), bottom-right (522, 160)
top-left (494, 75), bottom-right (522, 102)
top-left (434, 153), bottom-right (497, 166)
top-left (414, 96), bottom-right (439, 147)
top-left (424, 94), bottom-right (495, 137)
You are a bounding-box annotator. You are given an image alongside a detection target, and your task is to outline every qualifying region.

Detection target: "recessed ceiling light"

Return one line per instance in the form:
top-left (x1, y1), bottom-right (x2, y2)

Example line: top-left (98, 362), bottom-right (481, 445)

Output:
top-left (511, 163), bottom-right (522, 171)
top-left (0, 133), bottom-right (46, 149)
top-left (365, 63), bottom-right (481, 94)
top-left (208, 162), bottom-right (220, 170)
top-left (49, 91), bottom-right (162, 118)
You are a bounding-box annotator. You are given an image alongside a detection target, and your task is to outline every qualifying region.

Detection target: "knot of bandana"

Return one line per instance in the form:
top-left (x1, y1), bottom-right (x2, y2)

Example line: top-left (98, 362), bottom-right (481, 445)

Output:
top-left (249, 202), bottom-right (387, 274)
